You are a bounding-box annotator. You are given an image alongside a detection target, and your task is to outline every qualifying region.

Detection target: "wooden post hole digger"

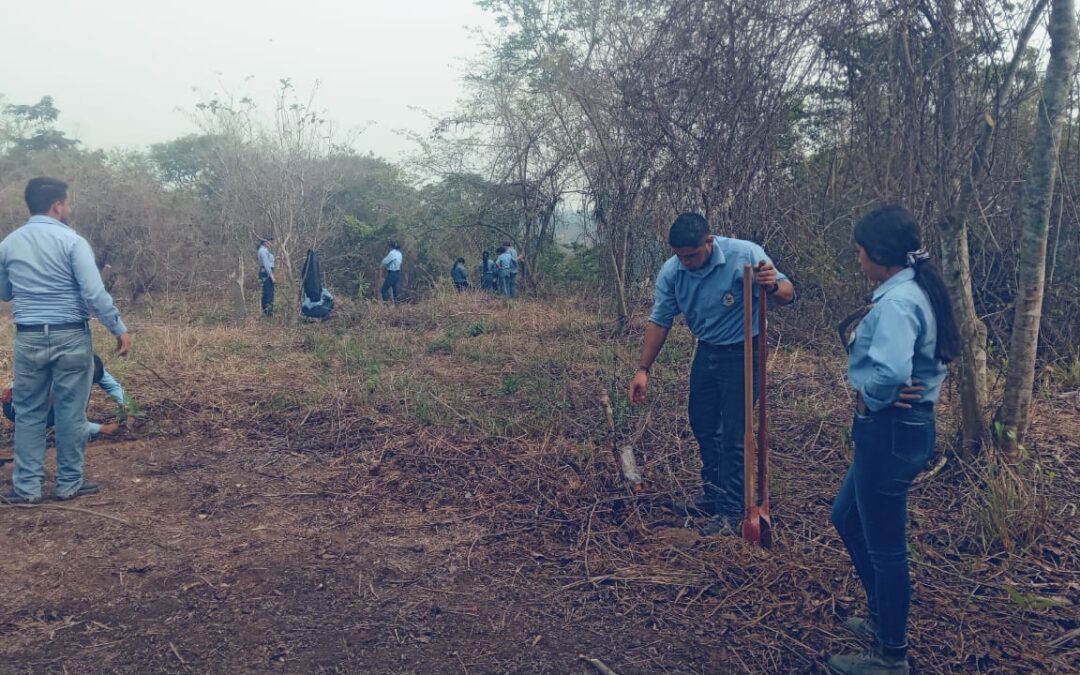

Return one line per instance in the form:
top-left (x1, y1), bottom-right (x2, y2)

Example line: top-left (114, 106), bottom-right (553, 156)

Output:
top-left (741, 264), bottom-right (772, 547)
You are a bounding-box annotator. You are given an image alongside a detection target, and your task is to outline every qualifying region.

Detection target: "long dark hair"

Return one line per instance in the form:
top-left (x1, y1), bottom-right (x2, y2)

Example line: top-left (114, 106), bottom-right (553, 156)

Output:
top-left (853, 205), bottom-right (960, 363)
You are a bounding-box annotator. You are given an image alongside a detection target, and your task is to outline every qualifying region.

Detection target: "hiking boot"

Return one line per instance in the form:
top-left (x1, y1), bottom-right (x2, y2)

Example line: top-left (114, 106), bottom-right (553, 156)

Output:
top-left (843, 615), bottom-right (878, 643)
top-left (827, 643), bottom-right (909, 675)
top-left (701, 513), bottom-right (740, 536)
top-left (53, 481), bottom-right (100, 502)
top-left (2, 490), bottom-right (42, 505)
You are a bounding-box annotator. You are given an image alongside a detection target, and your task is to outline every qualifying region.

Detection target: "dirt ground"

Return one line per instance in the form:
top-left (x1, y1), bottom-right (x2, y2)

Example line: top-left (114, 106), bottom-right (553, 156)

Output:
top-left (1, 298), bottom-right (1077, 674)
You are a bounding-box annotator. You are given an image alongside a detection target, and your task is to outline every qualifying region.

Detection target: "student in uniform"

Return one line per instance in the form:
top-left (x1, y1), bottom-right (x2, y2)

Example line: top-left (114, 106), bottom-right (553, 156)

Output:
top-left (381, 240), bottom-right (403, 303)
top-left (479, 251), bottom-right (497, 292)
top-left (827, 205), bottom-right (959, 675)
top-left (629, 213), bottom-right (795, 534)
top-left (495, 246), bottom-right (519, 297)
top-left (257, 237), bottom-right (276, 316)
top-left (451, 257), bottom-right (469, 292)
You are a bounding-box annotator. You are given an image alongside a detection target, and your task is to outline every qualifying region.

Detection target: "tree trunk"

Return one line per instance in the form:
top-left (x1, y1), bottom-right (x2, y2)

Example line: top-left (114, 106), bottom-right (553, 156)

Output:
top-left (937, 218), bottom-right (990, 456)
top-left (232, 254), bottom-right (246, 323)
top-left (997, 0), bottom-right (1079, 459)
top-left (933, 0), bottom-right (990, 456)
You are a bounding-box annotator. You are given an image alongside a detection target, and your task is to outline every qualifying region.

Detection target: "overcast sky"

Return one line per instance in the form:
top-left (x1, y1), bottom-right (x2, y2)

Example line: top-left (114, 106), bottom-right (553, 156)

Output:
top-left (0, 0), bottom-right (495, 159)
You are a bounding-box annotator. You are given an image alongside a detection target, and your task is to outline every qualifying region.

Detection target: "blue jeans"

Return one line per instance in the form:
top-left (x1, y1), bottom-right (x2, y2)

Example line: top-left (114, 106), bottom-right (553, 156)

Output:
top-left (831, 404), bottom-right (935, 650)
top-left (12, 327), bottom-right (94, 499)
top-left (498, 271), bottom-right (515, 297)
top-left (381, 270), bottom-right (401, 302)
top-left (688, 341), bottom-right (758, 518)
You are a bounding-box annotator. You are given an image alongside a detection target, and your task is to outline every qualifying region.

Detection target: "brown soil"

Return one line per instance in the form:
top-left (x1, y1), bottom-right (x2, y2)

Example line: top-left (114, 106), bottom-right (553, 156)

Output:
top-left (1, 299), bottom-right (1077, 674)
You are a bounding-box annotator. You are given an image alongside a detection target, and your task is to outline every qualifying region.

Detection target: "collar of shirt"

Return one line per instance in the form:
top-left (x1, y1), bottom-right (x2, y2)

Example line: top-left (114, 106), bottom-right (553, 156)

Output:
top-left (872, 267), bottom-right (915, 302)
top-left (677, 238), bottom-right (727, 276)
top-left (27, 215), bottom-right (72, 230)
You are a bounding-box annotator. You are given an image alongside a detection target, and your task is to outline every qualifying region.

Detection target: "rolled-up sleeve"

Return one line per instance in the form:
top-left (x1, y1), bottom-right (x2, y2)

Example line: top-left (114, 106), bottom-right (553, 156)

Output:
top-left (648, 268), bottom-right (680, 329)
top-left (861, 300), bottom-right (918, 411)
top-left (70, 238), bottom-right (127, 336)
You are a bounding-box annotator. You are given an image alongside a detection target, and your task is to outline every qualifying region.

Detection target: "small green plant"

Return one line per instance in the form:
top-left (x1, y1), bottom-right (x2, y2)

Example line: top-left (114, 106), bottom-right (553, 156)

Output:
top-left (466, 320), bottom-right (492, 337)
top-left (117, 397), bottom-right (147, 424)
top-left (1004, 585), bottom-right (1065, 612)
top-left (426, 335), bottom-right (455, 355)
top-left (501, 375), bottom-right (521, 395)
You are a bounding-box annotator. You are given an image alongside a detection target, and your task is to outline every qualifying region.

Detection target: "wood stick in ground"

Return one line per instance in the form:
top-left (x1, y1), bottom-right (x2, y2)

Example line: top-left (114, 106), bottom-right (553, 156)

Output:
top-left (598, 390), bottom-right (643, 491)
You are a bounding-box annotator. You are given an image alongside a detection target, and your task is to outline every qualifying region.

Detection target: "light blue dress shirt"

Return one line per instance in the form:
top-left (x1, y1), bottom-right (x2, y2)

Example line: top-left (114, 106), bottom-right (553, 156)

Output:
top-left (382, 249), bottom-right (402, 271)
top-left (496, 251), bottom-right (516, 273)
top-left (648, 236), bottom-right (788, 346)
top-left (258, 245), bottom-right (275, 278)
top-left (847, 267), bottom-right (946, 412)
top-left (0, 215), bottom-right (127, 336)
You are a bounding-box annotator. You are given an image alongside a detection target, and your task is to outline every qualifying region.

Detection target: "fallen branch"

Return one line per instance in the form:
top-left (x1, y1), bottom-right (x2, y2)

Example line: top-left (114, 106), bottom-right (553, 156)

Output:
top-left (0, 503), bottom-right (134, 527)
top-left (579, 654), bottom-right (620, 675)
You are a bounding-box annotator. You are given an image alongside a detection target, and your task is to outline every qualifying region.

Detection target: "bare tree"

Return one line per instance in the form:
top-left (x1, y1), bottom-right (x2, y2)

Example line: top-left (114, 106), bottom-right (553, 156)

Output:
top-left (996, 0), bottom-right (1078, 458)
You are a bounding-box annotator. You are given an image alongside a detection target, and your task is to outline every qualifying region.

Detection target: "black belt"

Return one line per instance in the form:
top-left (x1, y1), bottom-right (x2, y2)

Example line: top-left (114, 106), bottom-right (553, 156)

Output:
top-left (698, 339), bottom-right (754, 352)
top-left (16, 321), bottom-right (88, 333)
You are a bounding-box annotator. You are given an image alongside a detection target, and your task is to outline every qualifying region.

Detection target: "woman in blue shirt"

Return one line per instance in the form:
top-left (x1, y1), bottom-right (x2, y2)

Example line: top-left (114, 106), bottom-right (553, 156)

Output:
top-left (827, 206), bottom-right (959, 675)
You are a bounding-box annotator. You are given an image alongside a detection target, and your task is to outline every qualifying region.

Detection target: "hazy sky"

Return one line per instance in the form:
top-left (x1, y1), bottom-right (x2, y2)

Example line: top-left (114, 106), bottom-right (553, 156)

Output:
top-left (0, 0), bottom-right (495, 159)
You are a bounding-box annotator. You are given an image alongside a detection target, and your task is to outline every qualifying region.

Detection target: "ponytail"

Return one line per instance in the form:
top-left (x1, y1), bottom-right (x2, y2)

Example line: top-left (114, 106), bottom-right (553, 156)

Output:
top-left (854, 205), bottom-right (961, 364)
top-left (911, 259), bottom-right (961, 363)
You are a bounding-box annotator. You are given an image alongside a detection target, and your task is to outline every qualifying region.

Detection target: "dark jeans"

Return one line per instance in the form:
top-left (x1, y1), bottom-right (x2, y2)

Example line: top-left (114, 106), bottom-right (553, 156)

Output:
top-left (261, 275), bottom-right (275, 316)
top-left (831, 404), bottom-right (934, 650)
top-left (688, 341), bottom-right (758, 519)
top-left (381, 270), bottom-right (401, 302)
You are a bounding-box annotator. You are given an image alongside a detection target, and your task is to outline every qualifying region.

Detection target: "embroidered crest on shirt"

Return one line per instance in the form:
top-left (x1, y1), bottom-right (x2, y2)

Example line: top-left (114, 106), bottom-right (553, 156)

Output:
top-left (722, 292), bottom-right (735, 306)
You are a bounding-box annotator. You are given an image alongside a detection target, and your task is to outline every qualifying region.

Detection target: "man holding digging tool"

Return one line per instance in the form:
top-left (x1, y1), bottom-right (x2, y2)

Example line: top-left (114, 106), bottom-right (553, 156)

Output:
top-left (629, 213), bottom-right (794, 535)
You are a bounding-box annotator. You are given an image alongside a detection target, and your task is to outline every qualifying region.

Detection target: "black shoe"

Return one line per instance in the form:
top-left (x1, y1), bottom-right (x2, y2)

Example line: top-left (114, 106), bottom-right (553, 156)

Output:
top-left (2, 490), bottom-right (42, 505)
top-left (53, 481), bottom-right (100, 501)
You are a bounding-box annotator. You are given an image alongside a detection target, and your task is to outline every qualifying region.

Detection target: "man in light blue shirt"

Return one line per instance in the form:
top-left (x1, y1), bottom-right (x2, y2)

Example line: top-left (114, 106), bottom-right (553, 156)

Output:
top-left (257, 237), bottom-right (276, 316)
top-left (0, 177), bottom-right (131, 504)
top-left (629, 213), bottom-right (794, 533)
top-left (381, 240), bottom-right (403, 303)
top-left (495, 246), bottom-right (517, 297)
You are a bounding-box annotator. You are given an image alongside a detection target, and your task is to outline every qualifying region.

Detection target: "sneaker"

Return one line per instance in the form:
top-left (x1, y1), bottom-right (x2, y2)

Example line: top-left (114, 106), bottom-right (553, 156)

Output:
top-left (827, 644), bottom-right (909, 675)
top-left (701, 513), bottom-right (740, 536)
top-left (843, 615), bottom-right (878, 643)
top-left (52, 481), bottom-right (100, 502)
top-left (2, 490), bottom-right (42, 505)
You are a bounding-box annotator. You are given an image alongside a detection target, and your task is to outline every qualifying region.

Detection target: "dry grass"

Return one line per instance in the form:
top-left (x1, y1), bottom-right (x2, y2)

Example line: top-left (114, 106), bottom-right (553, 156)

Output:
top-left (1, 292), bottom-right (1077, 673)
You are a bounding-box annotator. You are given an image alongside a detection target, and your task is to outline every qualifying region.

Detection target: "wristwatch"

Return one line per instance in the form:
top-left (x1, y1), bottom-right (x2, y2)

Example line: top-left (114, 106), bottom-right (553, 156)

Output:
top-left (765, 282), bottom-right (780, 295)
top-left (636, 365), bottom-right (651, 375)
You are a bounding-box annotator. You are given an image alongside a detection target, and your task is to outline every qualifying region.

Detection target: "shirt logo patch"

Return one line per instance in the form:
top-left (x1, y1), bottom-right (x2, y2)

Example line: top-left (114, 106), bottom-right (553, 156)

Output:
top-left (722, 292), bottom-right (735, 307)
